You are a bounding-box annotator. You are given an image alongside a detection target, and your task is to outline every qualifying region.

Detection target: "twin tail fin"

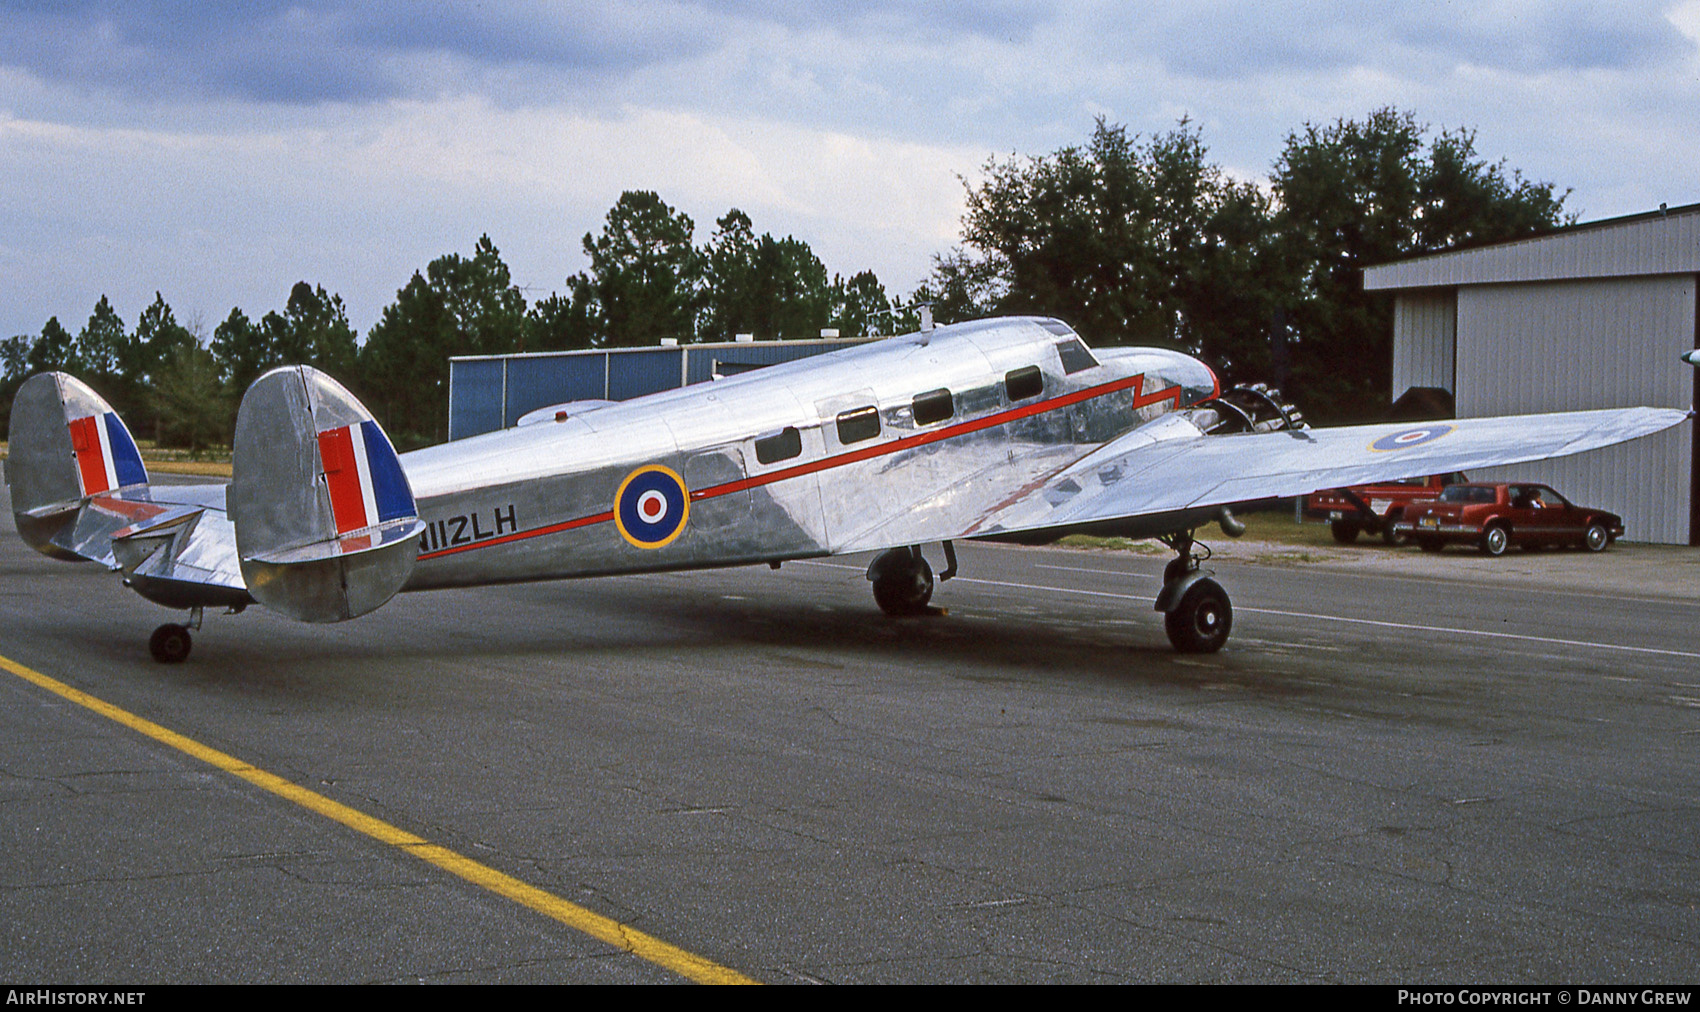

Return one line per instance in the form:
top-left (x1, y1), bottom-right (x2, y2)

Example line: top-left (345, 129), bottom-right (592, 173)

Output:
top-left (230, 366), bottom-right (423, 623)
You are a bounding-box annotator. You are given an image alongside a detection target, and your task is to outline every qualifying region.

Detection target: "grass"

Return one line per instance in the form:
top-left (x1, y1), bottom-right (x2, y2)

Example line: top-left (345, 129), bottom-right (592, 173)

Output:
top-left (1056, 507), bottom-right (1357, 553)
top-left (0, 440), bottom-right (232, 478)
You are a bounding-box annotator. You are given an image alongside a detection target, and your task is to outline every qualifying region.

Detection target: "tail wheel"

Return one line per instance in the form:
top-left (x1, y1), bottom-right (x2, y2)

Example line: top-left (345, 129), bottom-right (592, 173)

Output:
top-left (1582, 522), bottom-right (1610, 552)
top-left (872, 552), bottom-right (934, 616)
top-left (149, 624), bottom-right (192, 664)
top-left (1164, 578), bottom-right (1232, 654)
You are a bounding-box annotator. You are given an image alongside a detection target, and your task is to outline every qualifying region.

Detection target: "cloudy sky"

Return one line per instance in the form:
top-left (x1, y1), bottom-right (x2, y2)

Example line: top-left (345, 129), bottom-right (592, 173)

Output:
top-left (3, 1), bottom-right (1698, 342)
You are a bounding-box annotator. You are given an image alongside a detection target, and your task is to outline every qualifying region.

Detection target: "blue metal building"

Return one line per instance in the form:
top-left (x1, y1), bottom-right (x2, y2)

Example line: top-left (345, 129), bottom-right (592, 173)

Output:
top-left (447, 338), bottom-right (872, 441)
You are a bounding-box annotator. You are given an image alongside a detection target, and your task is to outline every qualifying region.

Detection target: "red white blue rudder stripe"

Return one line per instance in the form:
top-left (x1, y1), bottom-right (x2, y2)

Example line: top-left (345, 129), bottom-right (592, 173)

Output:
top-left (318, 420), bottom-right (415, 535)
top-left (68, 412), bottom-right (148, 496)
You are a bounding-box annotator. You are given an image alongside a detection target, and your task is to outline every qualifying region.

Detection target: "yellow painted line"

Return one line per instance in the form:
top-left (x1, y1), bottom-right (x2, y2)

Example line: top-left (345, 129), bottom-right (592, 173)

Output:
top-left (0, 650), bottom-right (757, 985)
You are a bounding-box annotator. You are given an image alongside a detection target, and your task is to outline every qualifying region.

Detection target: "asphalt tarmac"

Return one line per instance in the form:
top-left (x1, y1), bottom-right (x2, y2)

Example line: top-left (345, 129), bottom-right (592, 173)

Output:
top-left (2, 485), bottom-right (1698, 984)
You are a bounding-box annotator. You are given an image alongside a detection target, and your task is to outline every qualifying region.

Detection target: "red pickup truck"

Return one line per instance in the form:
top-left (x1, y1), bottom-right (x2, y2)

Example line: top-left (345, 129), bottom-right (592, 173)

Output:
top-left (1305, 473), bottom-right (1466, 544)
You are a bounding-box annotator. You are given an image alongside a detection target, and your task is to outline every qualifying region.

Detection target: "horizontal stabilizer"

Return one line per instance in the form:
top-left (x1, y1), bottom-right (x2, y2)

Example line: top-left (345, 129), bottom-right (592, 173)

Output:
top-left (230, 366), bottom-right (422, 623)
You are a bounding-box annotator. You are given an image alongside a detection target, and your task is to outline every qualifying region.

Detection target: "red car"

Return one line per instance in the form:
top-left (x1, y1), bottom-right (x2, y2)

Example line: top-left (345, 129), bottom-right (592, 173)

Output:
top-left (1306, 473), bottom-right (1465, 544)
top-left (1395, 482), bottom-right (1625, 556)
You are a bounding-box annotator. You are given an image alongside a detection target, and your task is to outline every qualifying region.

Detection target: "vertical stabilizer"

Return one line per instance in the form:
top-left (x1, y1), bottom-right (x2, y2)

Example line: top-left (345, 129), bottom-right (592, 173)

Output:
top-left (5, 372), bottom-right (149, 558)
top-left (229, 366), bottom-right (422, 623)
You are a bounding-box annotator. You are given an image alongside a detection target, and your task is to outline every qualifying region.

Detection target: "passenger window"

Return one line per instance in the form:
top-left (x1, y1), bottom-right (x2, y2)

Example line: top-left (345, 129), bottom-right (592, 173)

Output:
top-left (1055, 339), bottom-right (1098, 374)
top-left (1004, 366), bottom-right (1043, 402)
top-left (912, 388), bottom-right (954, 426)
top-left (836, 406), bottom-right (880, 444)
top-left (754, 426), bottom-right (802, 464)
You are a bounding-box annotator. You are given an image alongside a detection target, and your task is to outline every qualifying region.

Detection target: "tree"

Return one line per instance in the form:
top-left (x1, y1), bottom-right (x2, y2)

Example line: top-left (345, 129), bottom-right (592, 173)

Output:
top-left (209, 307), bottom-right (266, 399)
top-left (1272, 108), bottom-right (1570, 419)
top-left (830, 270), bottom-right (898, 337)
top-left (0, 334), bottom-right (32, 435)
top-left (359, 235), bottom-right (529, 444)
top-left (26, 317), bottom-right (79, 374)
top-left (525, 284), bottom-right (596, 352)
top-left (150, 342), bottom-right (227, 453)
top-left (1, 335), bottom-right (27, 379)
top-left (930, 118), bottom-right (1281, 376)
top-left (578, 191), bottom-right (701, 347)
top-left (265, 282), bottom-right (358, 379)
top-left (133, 293), bottom-right (195, 381)
top-left (699, 209), bottom-right (836, 341)
top-left (73, 297), bottom-right (129, 378)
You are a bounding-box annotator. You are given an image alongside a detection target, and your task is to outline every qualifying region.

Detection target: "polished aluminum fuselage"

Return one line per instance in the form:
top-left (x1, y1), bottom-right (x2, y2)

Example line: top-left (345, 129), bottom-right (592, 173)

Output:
top-left (396, 317), bottom-right (1218, 591)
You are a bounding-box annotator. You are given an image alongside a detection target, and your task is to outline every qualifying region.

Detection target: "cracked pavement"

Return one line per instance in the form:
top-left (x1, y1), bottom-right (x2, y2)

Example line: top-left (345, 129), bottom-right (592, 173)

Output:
top-left (3, 483), bottom-right (1698, 983)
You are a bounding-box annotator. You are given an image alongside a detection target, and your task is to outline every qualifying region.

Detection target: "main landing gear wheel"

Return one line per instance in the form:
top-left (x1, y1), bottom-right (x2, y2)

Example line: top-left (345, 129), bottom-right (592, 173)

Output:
top-left (870, 548), bottom-right (934, 616)
top-left (1156, 531), bottom-right (1232, 653)
top-left (149, 624), bottom-right (192, 664)
top-left (1164, 578), bottom-right (1232, 654)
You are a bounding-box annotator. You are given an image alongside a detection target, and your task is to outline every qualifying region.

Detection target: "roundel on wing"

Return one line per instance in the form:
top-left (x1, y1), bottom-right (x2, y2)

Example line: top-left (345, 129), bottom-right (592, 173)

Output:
top-left (614, 465), bottom-right (690, 548)
top-left (1368, 424), bottom-right (1456, 453)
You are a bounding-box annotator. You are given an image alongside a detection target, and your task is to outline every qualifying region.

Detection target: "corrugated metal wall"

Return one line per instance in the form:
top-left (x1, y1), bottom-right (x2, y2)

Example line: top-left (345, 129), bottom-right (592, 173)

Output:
top-left (1366, 206), bottom-right (1700, 290)
top-left (1454, 275), bottom-right (1695, 544)
top-left (1390, 290), bottom-right (1457, 397)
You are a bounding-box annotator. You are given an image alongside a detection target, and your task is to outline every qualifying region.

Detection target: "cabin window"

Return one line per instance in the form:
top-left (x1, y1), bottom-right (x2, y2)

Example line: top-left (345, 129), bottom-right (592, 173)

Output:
top-left (912, 388), bottom-right (955, 426)
top-left (1055, 339), bottom-right (1098, 374)
top-left (754, 426), bottom-right (802, 464)
top-left (1004, 365), bottom-right (1044, 402)
top-left (836, 406), bottom-right (881, 444)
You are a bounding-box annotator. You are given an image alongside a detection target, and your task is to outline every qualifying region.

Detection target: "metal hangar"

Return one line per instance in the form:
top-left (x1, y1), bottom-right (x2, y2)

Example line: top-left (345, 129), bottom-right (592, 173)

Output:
top-left (1365, 203), bottom-right (1700, 545)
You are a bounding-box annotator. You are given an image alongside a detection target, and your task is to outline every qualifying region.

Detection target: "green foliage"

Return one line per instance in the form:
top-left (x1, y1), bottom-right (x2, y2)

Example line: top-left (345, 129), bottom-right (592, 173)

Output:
top-left (934, 110), bottom-right (1570, 421)
top-left (150, 342), bottom-right (227, 453)
top-left (28, 317), bottom-right (80, 374)
top-left (577, 191), bottom-right (703, 347)
top-left (74, 297), bottom-right (129, 378)
top-left (359, 235), bottom-right (529, 444)
top-left (1272, 108), bottom-right (1570, 419)
top-left (931, 118), bottom-right (1282, 383)
top-left (525, 285), bottom-right (596, 352)
top-left (830, 270), bottom-right (900, 338)
top-left (699, 209), bottom-right (835, 341)
top-left (206, 283), bottom-right (358, 429)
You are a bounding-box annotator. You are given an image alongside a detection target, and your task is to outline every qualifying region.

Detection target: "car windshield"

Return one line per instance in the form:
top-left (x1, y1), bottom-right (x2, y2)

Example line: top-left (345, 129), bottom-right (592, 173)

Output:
top-left (1439, 485), bottom-right (1496, 504)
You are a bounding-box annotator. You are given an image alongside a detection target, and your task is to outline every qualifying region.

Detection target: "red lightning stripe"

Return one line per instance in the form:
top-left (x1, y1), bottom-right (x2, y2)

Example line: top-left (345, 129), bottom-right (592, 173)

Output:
top-left (416, 372), bottom-right (1199, 562)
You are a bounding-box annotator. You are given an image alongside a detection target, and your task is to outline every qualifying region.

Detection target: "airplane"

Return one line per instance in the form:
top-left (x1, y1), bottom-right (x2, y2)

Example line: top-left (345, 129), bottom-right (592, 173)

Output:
top-left (4, 315), bottom-right (1692, 663)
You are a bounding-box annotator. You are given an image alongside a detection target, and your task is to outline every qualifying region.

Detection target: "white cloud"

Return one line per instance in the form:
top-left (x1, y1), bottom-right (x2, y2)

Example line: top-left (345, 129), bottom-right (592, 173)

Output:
top-left (0, 96), bottom-right (978, 339)
top-left (3, 1), bottom-right (1699, 342)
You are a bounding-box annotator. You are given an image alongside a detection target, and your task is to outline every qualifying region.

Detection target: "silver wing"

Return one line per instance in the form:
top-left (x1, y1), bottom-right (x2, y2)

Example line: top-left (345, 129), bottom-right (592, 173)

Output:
top-left (838, 406), bottom-right (1691, 550)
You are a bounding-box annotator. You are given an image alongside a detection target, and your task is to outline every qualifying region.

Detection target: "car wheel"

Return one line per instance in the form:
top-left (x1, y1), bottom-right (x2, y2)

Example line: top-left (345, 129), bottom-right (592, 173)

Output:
top-left (1582, 522), bottom-right (1610, 553)
top-left (1330, 519), bottom-right (1360, 544)
top-left (1381, 513), bottom-right (1408, 546)
top-left (1479, 525), bottom-right (1509, 557)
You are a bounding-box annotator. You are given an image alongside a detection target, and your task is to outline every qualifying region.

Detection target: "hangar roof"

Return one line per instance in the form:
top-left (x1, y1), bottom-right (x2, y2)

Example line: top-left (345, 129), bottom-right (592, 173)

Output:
top-left (1364, 201), bottom-right (1700, 291)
